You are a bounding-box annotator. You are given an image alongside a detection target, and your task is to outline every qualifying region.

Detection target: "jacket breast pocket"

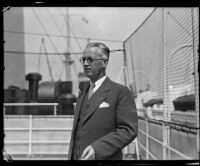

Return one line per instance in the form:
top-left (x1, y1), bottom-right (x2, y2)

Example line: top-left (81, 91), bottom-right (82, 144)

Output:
top-left (96, 106), bottom-right (114, 115)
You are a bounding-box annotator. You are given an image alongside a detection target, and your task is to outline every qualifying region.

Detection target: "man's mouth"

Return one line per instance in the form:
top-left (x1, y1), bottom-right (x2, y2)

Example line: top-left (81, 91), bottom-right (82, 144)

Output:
top-left (84, 68), bottom-right (91, 72)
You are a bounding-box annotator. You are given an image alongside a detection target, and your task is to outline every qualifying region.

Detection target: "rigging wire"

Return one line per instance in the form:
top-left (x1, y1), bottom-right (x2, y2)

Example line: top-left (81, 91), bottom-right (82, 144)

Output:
top-left (42, 38), bottom-right (54, 82)
top-left (58, 8), bottom-right (83, 51)
top-left (46, 7), bottom-right (77, 76)
top-left (37, 41), bottom-right (43, 73)
top-left (167, 11), bottom-right (191, 36)
top-left (4, 49), bottom-right (124, 55)
top-left (4, 30), bottom-right (123, 43)
top-left (44, 7), bottom-right (90, 79)
top-left (31, 7), bottom-right (65, 63)
top-left (46, 7), bottom-right (76, 53)
top-left (57, 7), bottom-right (85, 74)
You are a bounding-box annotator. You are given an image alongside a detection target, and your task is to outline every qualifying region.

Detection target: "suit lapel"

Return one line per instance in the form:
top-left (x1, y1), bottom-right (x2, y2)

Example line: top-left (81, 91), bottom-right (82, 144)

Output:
top-left (81, 78), bottom-right (112, 127)
top-left (72, 83), bottom-right (90, 133)
top-left (68, 83), bottom-right (90, 159)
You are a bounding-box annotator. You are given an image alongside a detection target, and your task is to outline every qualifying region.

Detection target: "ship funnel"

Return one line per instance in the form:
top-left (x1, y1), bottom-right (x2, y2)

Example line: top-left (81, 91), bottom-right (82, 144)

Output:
top-left (25, 73), bottom-right (42, 102)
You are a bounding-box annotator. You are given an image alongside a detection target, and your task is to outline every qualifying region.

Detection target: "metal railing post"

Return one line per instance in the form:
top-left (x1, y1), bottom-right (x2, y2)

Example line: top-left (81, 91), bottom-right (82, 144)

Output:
top-left (162, 122), bottom-right (167, 159)
top-left (138, 120), bottom-right (193, 160)
top-left (28, 115), bottom-right (32, 155)
top-left (167, 125), bottom-right (171, 159)
top-left (54, 104), bottom-right (57, 116)
top-left (146, 119), bottom-right (149, 159)
top-left (134, 138), bottom-right (140, 160)
top-left (3, 105), bottom-right (6, 115)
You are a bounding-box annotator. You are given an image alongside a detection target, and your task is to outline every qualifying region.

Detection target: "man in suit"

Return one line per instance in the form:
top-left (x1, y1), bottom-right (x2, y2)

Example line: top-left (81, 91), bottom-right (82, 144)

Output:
top-left (68, 43), bottom-right (138, 160)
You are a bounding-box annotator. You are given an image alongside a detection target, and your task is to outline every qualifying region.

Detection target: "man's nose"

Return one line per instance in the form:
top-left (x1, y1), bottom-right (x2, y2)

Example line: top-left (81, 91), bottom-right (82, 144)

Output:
top-left (83, 59), bottom-right (89, 65)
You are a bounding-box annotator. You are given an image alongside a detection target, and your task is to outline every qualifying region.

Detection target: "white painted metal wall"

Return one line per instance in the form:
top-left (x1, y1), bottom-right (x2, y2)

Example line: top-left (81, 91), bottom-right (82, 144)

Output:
top-left (4, 115), bottom-right (73, 160)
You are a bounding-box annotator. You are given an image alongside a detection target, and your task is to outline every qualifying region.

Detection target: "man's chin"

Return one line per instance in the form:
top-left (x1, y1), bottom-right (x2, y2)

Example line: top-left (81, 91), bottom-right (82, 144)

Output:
top-left (85, 72), bottom-right (92, 78)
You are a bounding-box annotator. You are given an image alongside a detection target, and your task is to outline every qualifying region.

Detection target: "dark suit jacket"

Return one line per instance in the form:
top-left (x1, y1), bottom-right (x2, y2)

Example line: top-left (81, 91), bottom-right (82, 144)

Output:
top-left (68, 77), bottom-right (138, 160)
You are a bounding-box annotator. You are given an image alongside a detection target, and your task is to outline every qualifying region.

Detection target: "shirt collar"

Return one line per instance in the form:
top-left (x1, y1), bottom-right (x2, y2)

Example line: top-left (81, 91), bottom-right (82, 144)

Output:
top-left (90, 75), bottom-right (107, 91)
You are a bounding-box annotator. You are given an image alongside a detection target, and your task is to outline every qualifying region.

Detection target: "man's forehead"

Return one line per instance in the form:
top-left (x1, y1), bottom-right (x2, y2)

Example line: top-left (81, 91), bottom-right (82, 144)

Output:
top-left (83, 46), bottom-right (102, 56)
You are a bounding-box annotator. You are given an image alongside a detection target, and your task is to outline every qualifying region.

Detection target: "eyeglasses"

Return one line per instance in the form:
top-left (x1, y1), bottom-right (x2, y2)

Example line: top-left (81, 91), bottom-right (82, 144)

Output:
top-left (79, 56), bottom-right (106, 64)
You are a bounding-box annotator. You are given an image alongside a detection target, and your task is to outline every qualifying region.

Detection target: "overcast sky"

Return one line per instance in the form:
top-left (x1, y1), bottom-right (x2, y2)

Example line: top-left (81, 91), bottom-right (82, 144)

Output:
top-left (23, 7), bottom-right (154, 95)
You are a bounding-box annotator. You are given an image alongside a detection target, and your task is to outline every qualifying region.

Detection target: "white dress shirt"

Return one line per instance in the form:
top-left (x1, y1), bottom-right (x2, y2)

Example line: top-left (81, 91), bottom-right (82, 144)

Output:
top-left (91, 75), bottom-right (107, 93)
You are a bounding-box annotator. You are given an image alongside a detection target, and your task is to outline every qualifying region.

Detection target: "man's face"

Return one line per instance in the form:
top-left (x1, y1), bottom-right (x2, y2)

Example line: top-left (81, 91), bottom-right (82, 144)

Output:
top-left (82, 46), bottom-right (107, 81)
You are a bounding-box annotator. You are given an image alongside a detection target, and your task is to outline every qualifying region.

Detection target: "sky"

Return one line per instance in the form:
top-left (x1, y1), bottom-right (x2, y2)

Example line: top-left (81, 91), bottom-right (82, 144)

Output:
top-left (23, 7), bottom-right (154, 95)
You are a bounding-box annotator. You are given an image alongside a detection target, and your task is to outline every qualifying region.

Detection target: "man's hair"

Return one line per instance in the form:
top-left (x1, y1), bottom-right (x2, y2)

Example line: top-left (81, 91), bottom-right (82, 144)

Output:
top-left (85, 43), bottom-right (110, 59)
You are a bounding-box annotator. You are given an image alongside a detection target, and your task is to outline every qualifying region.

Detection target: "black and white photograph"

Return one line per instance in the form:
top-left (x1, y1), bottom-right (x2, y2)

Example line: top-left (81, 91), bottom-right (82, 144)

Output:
top-left (2, 3), bottom-right (199, 165)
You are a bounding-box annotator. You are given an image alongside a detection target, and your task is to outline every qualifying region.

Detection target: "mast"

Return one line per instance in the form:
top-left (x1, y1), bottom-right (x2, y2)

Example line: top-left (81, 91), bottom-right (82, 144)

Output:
top-left (65, 7), bottom-right (71, 81)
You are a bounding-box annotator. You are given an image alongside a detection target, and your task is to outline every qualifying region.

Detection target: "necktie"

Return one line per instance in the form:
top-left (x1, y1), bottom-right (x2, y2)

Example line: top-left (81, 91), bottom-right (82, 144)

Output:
top-left (88, 83), bottom-right (95, 100)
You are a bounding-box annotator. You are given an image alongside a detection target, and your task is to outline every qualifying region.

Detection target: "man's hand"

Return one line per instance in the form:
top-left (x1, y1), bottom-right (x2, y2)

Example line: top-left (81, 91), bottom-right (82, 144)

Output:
top-left (81, 145), bottom-right (95, 160)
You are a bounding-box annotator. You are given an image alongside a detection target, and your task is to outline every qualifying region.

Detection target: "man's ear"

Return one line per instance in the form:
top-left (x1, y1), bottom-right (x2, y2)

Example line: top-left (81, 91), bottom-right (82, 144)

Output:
top-left (102, 59), bottom-right (108, 67)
